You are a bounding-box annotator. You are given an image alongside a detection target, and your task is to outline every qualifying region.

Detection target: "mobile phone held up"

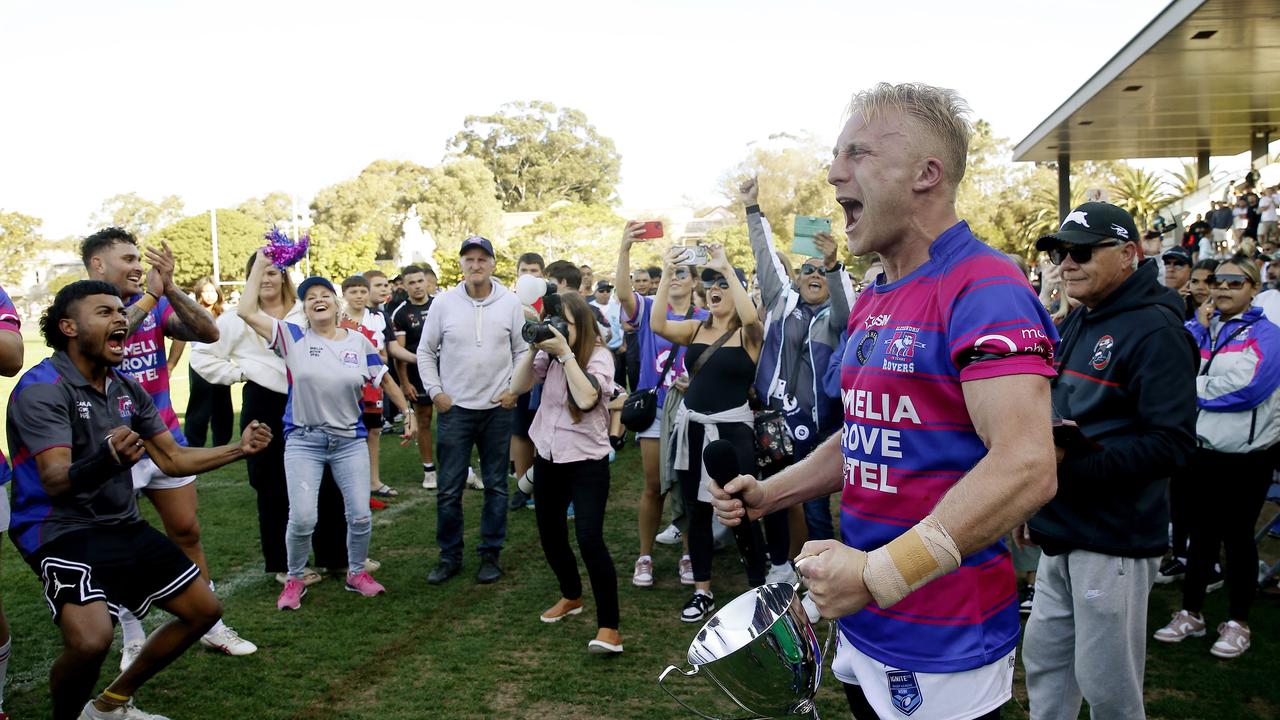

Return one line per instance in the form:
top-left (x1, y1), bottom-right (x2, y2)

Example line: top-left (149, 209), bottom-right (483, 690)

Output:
top-left (636, 220), bottom-right (664, 239)
top-left (792, 215), bottom-right (832, 258)
top-left (672, 245), bottom-right (709, 266)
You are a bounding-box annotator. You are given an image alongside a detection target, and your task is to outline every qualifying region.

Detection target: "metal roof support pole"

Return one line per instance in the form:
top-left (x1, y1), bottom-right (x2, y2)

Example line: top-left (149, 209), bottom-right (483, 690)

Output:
top-left (1252, 130), bottom-right (1270, 168)
top-left (1197, 151), bottom-right (1211, 184)
top-left (1058, 152), bottom-right (1071, 224)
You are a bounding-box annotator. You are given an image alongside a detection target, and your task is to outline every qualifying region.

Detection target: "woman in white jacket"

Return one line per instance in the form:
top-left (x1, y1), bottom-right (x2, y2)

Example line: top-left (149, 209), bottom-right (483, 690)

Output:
top-left (1155, 257), bottom-right (1280, 659)
top-left (189, 255), bottom-right (354, 585)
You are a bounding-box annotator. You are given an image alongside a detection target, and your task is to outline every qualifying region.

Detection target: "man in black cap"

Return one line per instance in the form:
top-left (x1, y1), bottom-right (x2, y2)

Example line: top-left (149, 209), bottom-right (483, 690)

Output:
top-left (1021, 202), bottom-right (1198, 720)
top-left (1161, 245), bottom-right (1193, 293)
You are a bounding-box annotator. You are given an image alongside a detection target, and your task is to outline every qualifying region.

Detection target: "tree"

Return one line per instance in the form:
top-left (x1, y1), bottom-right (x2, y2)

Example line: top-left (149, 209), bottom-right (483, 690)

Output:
top-left (718, 133), bottom-right (837, 243)
top-left (1109, 164), bottom-right (1174, 228)
top-left (310, 160), bottom-right (430, 261)
top-left (1165, 160), bottom-right (1206, 199)
top-left (499, 203), bottom-right (626, 283)
top-left (237, 191), bottom-right (296, 227)
top-left (91, 193), bottom-right (185, 239)
top-left (418, 158), bottom-right (504, 283)
top-left (151, 209), bottom-right (268, 288)
top-left (307, 225), bottom-right (379, 282)
top-left (448, 101), bottom-right (621, 211)
top-left (0, 210), bottom-right (42, 286)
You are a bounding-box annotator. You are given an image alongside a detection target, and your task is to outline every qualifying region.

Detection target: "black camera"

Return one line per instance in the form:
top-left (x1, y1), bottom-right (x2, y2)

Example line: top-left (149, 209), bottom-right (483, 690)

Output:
top-left (521, 288), bottom-right (568, 344)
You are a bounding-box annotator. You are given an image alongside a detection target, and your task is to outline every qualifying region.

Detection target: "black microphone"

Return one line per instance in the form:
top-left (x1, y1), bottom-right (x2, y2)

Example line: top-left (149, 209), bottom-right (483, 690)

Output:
top-left (703, 439), bottom-right (763, 585)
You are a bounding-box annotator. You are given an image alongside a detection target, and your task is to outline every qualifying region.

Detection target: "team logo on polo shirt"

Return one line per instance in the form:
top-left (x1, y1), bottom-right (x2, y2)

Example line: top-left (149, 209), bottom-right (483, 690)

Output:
top-left (881, 326), bottom-right (922, 374)
top-left (1091, 335), bottom-right (1115, 370)
top-left (342, 351), bottom-right (359, 367)
top-left (118, 396), bottom-right (134, 419)
top-left (887, 669), bottom-right (923, 716)
top-left (141, 311), bottom-right (157, 332)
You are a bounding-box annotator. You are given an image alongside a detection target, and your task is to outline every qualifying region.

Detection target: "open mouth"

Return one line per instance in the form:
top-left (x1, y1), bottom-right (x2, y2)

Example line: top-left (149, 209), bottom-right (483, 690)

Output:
top-left (313, 302), bottom-right (329, 313)
top-left (838, 198), bottom-right (863, 232)
top-left (106, 327), bottom-right (127, 352)
top-left (708, 289), bottom-right (724, 305)
top-left (807, 280), bottom-right (824, 292)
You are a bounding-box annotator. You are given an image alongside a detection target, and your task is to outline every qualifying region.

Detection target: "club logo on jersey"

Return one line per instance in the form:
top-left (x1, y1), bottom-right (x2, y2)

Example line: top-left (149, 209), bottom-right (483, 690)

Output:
top-left (855, 330), bottom-right (878, 365)
top-left (886, 670), bottom-right (923, 716)
top-left (1091, 335), bottom-right (1114, 370)
top-left (885, 327), bottom-right (919, 360)
top-left (118, 396), bottom-right (134, 419)
top-left (140, 311), bottom-right (157, 332)
top-left (342, 351), bottom-right (359, 367)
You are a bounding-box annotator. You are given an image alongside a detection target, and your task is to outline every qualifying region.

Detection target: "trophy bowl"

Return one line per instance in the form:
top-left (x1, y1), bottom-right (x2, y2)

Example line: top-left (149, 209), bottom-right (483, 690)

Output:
top-left (658, 583), bottom-right (828, 720)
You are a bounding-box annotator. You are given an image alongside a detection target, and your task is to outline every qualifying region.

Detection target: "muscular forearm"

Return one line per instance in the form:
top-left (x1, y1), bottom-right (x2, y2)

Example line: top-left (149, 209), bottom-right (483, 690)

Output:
top-left (152, 442), bottom-right (246, 478)
top-left (931, 440), bottom-right (1056, 557)
top-left (760, 432), bottom-right (846, 514)
top-left (0, 330), bottom-right (23, 376)
top-left (165, 287), bottom-right (219, 342)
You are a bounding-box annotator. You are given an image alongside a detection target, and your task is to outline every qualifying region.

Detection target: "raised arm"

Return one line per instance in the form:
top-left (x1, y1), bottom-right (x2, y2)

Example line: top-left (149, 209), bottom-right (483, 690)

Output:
top-left (236, 251), bottom-right (278, 341)
top-left (650, 248), bottom-right (701, 346)
top-left (705, 243), bottom-right (760, 338)
top-left (820, 234), bottom-right (854, 336)
top-left (146, 241), bottom-right (219, 342)
top-left (145, 422), bottom-right (272, 478)
top-left (615, 222), bottom-right (645, 321)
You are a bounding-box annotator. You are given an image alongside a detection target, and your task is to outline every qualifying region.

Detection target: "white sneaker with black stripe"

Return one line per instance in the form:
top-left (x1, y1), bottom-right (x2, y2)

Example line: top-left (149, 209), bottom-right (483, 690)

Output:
top-left (680, 591), bottom-right (715, 623)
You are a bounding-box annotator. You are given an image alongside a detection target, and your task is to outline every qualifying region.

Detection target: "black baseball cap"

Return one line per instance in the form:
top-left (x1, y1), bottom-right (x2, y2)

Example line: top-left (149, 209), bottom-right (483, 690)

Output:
top-left (1161, 246), bottom-right (1193, 264)
top-left (594, 280), bottom-right (613, 293)
top-left (1035, 202), bottom-right (1139, 250)
top-left (297, 276), bottom-right (337, 301)
top-left (459, 235), bottom-right (495, 258)
top-left (700, 267), bottom-right (748, 289)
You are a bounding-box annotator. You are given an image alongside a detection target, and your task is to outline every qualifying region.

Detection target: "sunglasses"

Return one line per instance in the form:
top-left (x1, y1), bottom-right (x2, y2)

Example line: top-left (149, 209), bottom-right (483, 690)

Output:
top-left (1047, 241), bottom-right (1122, 265)
top-left (799, 265), bottom-right (829, 277)
top-left (672, 268), bottom-right (691, 280)
top-left (1165, 259), bottom-right (1190, 268)
top-left (701, 278), bottom-right (731, 291)
top-left (1211, 274), bottom-right (1251, 290)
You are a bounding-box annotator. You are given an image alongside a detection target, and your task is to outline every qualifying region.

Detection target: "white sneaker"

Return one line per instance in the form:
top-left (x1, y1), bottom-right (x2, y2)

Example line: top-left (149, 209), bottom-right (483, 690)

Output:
top-left (119, 640), bottom-right (144, 673)
top-left (80, 699), bottom-right (170, 719)
top-left (655, 523), bottom-right (682, 545)
top-left (200, 623), bottom-right (258, 656)
top-left (466, 467), bottom-right (484, 490)
top-left (766, 562), bottom-right (798, 586)
top-left (679, 556), bottom-right (695, 585)
top-left (632, 556), bottom-right (654, 587)
top-left (1210, 620), bottom-right (1251, 659)
top-left (422, 470), bottom-right (438, 490)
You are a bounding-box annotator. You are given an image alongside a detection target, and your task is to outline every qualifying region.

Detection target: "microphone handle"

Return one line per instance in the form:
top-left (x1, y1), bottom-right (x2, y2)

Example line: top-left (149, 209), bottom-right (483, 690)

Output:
top-left (729, 491), bottom-right (763, 584)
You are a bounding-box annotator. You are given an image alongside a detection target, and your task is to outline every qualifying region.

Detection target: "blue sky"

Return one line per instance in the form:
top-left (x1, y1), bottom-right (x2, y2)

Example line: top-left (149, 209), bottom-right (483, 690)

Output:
top-left (0, 0), bottom-right (1171, 238)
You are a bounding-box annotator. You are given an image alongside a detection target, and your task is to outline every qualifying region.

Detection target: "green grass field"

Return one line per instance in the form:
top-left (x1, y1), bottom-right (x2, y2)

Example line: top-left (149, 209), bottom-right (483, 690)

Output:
top-left (0, 334), bottom-right (1278, 718)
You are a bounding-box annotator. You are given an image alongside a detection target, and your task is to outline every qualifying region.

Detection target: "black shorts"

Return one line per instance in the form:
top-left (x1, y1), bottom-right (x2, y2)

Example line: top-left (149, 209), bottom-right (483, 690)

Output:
top-left (406, 366), bottom-right (427, 401)
top-left (27, 522), bottom-right (199, 624)
top-left (363, 412), bottom-right (385, 431)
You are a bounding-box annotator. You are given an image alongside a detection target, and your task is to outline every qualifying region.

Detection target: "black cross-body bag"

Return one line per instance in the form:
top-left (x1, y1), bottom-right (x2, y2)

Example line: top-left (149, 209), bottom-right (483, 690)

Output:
top-left (620, 306), bottom-right (694, 431)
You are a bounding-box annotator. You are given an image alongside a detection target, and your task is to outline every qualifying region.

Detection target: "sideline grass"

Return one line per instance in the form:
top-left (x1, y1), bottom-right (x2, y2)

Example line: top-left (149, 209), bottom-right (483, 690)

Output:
top-left (0, 334), bottom-right (1277, 717)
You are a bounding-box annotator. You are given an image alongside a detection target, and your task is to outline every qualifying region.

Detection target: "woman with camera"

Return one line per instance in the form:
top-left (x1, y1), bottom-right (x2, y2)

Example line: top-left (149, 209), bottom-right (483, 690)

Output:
top-left (509, 292), bottom-right (622, 654)
top-left (1155, 257), bottom-right (1280, 659)
top-left (653, 243), bottom-right (766, 623)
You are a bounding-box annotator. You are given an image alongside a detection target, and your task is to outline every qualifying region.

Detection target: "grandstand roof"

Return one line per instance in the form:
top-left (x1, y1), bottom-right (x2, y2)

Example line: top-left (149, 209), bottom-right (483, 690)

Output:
top-left (1013, 0), bottom-right (1280, 162)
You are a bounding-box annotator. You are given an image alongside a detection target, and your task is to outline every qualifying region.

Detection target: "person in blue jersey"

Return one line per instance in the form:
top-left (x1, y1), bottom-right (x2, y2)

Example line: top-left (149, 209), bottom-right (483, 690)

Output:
top-left (7, 281), bottom-right (272, 720)
top-left (239, 251), bottom-right (415, 611)
top-left (713, 83), bottom-right (1059, 720)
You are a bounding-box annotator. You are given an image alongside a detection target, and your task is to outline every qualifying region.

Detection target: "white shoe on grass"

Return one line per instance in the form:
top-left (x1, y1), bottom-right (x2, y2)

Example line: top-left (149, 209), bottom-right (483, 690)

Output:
top-left (80, 699), bottom-right (170, 719)
top-left (200, 623), bottom-right (258, 656)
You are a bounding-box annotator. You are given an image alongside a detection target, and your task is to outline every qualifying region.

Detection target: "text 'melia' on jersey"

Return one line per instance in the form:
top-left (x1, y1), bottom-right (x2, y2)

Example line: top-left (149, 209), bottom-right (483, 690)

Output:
top-left (121, 294), bottom-right (186, 445)
top-left (838, 221), bottom-right (1058, 673)
top-left (0, 284), bottom-right (19, 486)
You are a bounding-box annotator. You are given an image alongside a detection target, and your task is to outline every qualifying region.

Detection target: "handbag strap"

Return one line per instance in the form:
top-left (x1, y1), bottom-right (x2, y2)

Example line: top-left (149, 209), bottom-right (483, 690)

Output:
top-left (653, 305), bottom-right (696, 389)
top-left (690, 326), bottom-right (739, 377)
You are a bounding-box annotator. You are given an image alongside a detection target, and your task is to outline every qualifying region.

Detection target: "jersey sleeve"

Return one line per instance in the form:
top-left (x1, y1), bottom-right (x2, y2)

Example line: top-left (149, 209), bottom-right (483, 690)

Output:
top-left (392, 305), bottom-right (408, 336)
top-left (361, 334), bottom-right (387, 386)
top-left (9, 383), bottom-right (72, 456)
top-left (532, 350), bottom-right (551, 383)
top-left (271, 319), bottom-right (305, 358)
top-left (624, 292), bottom-right (652, 327)
top-left (586, 346), bottom-right (616, 395)
top-left (945, 265), bottom-right (1058, 383)
top-left (0, 285), bottom-right (19, 334)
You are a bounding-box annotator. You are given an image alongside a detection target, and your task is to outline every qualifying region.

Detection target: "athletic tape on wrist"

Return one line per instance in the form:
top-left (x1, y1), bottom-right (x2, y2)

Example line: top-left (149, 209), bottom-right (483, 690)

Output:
top-left (863, 515), bottom-right (961, 609)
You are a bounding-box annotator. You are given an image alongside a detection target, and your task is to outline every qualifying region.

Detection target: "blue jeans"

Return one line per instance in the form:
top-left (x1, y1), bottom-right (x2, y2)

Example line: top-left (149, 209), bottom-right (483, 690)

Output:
top-left (803, 495), bottom-right (835, 541)
top-left (435, 406), bottom-right (513, 563)
top-left (283, 428), bottom-right (371, 576)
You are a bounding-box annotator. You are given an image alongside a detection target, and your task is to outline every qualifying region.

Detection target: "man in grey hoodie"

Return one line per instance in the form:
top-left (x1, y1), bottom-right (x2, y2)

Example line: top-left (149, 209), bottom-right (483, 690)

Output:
top-left (418, 236), bottom-right (529, 584)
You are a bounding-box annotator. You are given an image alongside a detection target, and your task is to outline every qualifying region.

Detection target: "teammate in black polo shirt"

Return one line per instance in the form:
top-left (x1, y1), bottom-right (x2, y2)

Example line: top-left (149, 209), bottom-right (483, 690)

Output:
top-left (389, 265), bottom-right (437, 488)
top-left (7, 281), bottom-right (271, 720)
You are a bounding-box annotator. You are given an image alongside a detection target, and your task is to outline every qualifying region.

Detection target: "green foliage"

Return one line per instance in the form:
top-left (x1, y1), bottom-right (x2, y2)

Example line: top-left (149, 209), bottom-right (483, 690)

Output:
top-left (418, 159), bottom-right (504, 284)
top-left (91, 192), bottom-right (185, 240)
top-left (449, 101), bottom-right (621, 211)
top-left (1109, 165), bottom-right (1174, 228)
top-left (47, 270), bottom-right (84, 295)
top-left (0, 210), bottom-right (42, 286)
top-left (237, 191), bottom-right (296, 227)
top-left (502, 203), bottom-right (625, 282)
top-left (1165, 160), bottom-right (1205, 198)
top-left (152, 209), bottom-right (268, 287)
top-left (704, 224), bottom-right (753, 270)
top-left (310, 160), bottom-right (430, 261)
top-left (307, 224), bottom-right (379, 282)
top-left (719, 132), bottom-right (838, 243)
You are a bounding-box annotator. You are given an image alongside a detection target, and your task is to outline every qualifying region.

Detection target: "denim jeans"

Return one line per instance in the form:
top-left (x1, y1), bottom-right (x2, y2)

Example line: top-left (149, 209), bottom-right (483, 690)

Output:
top-left (283, 427), bottom-right (371, 576)
top-left (435, 406), bottom-right (513, 563)
top-left (803, 495), bottom-right (835, 541)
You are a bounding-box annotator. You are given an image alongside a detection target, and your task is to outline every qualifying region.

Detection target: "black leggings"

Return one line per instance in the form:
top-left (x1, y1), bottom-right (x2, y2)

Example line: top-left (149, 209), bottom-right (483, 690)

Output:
top-left (1183, 447), bottom-right (1273, 621)
top-left (843, 683), bottom-right (1000, 719)
top-left (680, 421), bottom-right (768, 586)
top-left (241, 381), bottom-right (348, 572)
top-left (186, 365), bottom-right (233, 447)
top-left (533, 455), bottom-right (619, 629)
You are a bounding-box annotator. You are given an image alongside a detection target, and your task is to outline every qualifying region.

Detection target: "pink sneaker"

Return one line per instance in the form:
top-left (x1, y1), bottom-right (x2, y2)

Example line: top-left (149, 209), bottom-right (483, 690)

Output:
top-left (277, 577), bottom-right (306, 610)
top-left (345, 570), bottom-right (386, 597)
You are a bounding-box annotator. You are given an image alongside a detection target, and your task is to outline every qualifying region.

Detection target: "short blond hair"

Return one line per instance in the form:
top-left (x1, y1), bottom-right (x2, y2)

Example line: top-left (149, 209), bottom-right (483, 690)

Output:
top-left (847, 82), bottom-right (973, 189)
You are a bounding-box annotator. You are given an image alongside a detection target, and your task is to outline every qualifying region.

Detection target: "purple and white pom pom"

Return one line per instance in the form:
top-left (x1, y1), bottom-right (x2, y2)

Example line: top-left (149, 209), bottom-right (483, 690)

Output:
top-left (262, 225), bottom-right (310, 268)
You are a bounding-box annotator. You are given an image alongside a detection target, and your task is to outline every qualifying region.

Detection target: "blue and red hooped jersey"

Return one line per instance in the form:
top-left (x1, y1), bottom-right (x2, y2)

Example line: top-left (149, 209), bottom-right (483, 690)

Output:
top-left (121, 294), bottom-right (186, 446)
top-left (837, 222), bottom-right (1058, 673)
top-left (0, 284), bottom-right (19, 485)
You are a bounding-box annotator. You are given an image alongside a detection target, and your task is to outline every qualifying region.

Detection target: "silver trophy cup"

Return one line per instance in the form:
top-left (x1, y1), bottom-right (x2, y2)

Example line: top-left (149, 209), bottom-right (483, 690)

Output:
top-left (658, 583), bottom-right (833, 720)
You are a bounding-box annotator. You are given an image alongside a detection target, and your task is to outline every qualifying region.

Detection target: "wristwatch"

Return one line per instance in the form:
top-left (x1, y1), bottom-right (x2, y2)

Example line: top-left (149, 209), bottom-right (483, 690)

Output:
top-left (557, 352), bottom-right (575, 364)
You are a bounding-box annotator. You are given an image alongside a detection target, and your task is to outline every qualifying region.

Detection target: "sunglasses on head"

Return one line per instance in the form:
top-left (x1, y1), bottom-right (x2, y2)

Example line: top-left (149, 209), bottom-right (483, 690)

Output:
top-left (799, 265), bottom-right (829, 277)
top-left (1047, 241), bottom-right (1122, 266)
top-left (1211, 274), bottom-right (1251, 290)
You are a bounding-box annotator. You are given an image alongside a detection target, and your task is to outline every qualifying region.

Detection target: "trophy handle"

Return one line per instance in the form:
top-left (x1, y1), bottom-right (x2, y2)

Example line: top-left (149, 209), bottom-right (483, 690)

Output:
top-left (658, 665), bottom-right (759, 720)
